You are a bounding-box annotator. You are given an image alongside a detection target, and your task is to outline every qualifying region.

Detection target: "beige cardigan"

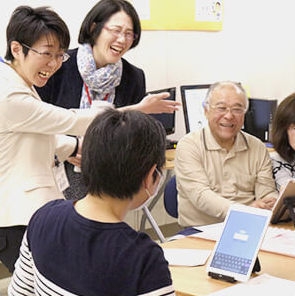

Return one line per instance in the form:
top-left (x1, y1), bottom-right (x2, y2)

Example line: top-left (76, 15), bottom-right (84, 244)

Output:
top-left (0, 62), bottom-right (97, 226)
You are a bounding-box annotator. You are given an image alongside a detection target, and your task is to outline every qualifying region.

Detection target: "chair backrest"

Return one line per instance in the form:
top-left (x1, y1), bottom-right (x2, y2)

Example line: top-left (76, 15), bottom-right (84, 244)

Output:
top-left (163, 175), bottom-right (178, 218)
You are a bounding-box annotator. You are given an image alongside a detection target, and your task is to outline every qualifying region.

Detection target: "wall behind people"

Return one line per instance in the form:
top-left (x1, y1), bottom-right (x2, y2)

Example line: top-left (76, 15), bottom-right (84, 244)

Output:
top-left (2, 0), bottom-right (295, 140)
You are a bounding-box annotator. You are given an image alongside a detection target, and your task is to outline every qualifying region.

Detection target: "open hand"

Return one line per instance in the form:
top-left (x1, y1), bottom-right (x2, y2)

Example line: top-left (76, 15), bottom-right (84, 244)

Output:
top-left (137, 92), bottom-right (181, 114)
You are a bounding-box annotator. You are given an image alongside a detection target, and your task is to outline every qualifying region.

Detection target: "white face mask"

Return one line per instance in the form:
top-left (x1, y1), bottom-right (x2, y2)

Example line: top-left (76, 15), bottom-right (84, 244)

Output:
top-left (134, 169), bottom-right (163, 211)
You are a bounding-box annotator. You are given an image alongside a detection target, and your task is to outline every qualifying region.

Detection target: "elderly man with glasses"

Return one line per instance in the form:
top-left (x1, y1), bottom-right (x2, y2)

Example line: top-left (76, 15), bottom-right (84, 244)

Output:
top-left (175, 81), bottom-right (278, 227)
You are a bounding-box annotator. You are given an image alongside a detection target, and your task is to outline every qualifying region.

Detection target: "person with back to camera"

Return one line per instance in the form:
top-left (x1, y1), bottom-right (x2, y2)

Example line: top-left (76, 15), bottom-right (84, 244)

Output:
top-left (175, 81), bottom-right (278, 227)
top-left (36, 0), bottom-right (180, 200)
top-left (8, 108), bottom-right (175, 296)
top-left (0, 5), bottom-right (177, 275)
top-left (270, 93), bottom-right (295, 190)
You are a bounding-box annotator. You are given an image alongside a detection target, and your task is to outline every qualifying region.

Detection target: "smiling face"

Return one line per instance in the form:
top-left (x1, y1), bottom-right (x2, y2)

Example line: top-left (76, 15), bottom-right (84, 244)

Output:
top-left (92, 11), bottom-right (134, 68)
top-left (205, 84), bottom-right (246, 150)
top-left (10, 34), bottom-right (64, 88)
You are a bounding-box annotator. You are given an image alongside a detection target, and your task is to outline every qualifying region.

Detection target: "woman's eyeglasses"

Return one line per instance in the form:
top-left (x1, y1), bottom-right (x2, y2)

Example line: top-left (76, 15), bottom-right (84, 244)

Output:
top-left (21, 43), bottom-right (70, 63)
top-left (103, 26), bottom-right (138, 42)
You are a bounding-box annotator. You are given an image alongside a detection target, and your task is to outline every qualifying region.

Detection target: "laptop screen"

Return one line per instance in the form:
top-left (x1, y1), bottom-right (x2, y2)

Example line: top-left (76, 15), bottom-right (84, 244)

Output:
top-left (180, 84), bottom-right (210, 133)
top-left (207, 204), bottom-right (271, 282)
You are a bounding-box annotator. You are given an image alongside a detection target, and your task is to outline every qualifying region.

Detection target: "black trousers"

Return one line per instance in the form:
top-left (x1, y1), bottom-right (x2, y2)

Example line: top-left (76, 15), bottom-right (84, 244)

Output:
top-left (0, 225), bottom-right (26, 273)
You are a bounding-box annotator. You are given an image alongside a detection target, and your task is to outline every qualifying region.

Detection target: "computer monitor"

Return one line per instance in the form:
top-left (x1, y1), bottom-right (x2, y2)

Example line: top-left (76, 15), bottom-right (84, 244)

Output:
top-left (180, 84), bottom-right (210, 133)
top-left (148, 87), bottom-right (176, 135)
top-left (243, 98), bottom-right (277, 142)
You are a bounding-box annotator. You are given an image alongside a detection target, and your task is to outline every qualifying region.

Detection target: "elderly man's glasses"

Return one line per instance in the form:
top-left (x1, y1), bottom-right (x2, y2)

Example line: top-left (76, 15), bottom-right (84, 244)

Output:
top-left (21, 43), bottom-right (70, 63)
top-left (208, 104), bottom-right (246, 115)
top-left (103, 26), bottom-right (138, 42)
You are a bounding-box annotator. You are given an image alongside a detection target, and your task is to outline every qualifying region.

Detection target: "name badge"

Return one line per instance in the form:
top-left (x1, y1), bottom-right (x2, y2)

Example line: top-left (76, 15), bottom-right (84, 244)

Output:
top-left (53, 161), bottom-right (69, 192)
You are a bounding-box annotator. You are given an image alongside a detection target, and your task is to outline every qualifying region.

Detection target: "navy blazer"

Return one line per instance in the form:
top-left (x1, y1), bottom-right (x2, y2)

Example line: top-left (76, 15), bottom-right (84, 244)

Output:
top-left (36, 48), bottom-right (146, 109)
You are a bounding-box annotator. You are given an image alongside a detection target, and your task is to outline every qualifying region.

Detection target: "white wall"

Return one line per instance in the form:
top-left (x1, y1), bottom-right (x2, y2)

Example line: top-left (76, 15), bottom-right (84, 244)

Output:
top-left (2, 0), bottom-right (295, 140)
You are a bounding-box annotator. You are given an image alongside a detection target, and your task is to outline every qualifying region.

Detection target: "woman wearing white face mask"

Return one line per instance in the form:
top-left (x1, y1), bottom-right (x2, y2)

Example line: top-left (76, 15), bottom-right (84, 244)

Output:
top-left (9, 109), bottom-right (175, 296)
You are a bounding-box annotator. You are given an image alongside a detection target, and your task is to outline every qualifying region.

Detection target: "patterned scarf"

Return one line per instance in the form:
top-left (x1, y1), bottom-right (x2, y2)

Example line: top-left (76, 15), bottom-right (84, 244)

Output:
top-left (77, 43), bottom-right (122, 109)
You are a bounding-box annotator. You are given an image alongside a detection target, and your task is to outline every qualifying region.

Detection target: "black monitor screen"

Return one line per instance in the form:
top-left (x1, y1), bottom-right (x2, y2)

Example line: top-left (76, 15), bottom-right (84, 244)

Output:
top-left (148, 87), bottom-right (176, 135)
top-left (243, 98), bottom-right (277, 142)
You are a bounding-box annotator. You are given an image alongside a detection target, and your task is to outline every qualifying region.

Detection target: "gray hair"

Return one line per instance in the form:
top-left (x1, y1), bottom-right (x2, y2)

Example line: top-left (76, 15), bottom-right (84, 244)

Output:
top-left (203, 81), bottom-right (249, 111)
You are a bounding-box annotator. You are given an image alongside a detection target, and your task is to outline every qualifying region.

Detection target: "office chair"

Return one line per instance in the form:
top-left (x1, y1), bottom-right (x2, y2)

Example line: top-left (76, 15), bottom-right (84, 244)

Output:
top-left (163, 175), bottom-right (178, 218)
top-left (163, 176), bottom-right (202, 238)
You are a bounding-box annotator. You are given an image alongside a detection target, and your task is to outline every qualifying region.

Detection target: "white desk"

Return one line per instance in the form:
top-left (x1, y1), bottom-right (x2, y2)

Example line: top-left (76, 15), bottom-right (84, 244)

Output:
top-left (161, 222), bottom-right (295, 296)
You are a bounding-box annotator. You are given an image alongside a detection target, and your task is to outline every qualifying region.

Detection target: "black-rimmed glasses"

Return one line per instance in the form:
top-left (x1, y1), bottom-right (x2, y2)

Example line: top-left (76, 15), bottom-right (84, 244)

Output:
top-left (21, 43), bottom-right (70, 63)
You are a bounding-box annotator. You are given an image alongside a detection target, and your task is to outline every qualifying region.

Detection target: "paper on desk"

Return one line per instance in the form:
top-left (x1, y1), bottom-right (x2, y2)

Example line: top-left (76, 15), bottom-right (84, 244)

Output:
top-left (208, 273), bottom-right (295, 296)
top-left (261, 227), bottom-right (295, 257)
top-left (163, 248), bottom-right (211, 266)
top-left (191, 223), bottom-right (295, 258)
top-left (191, 223), bottom-right (223, 241)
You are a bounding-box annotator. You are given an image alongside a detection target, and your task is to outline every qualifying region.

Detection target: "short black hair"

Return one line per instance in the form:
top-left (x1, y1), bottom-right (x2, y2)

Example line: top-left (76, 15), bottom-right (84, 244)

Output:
top-left (78, 0), bottom-right (141, 49)
top-left (81, 109), bottom-right (166, 199)
top-left (5, 5), bottom-right (70, 61)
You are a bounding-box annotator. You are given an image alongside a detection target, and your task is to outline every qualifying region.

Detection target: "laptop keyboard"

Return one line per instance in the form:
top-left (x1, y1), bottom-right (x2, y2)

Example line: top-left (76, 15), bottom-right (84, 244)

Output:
top-left (211, 252), bottom-right (251, 274)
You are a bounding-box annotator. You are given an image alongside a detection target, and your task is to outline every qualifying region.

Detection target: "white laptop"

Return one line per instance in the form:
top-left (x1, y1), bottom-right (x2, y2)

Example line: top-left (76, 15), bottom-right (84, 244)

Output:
top-left (206, 204), bottom-right (271, 282)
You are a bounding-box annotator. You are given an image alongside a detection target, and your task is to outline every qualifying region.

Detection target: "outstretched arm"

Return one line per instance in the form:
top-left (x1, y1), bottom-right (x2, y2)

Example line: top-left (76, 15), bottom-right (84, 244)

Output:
top-left (120, 92), bottom-right (181, 114)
